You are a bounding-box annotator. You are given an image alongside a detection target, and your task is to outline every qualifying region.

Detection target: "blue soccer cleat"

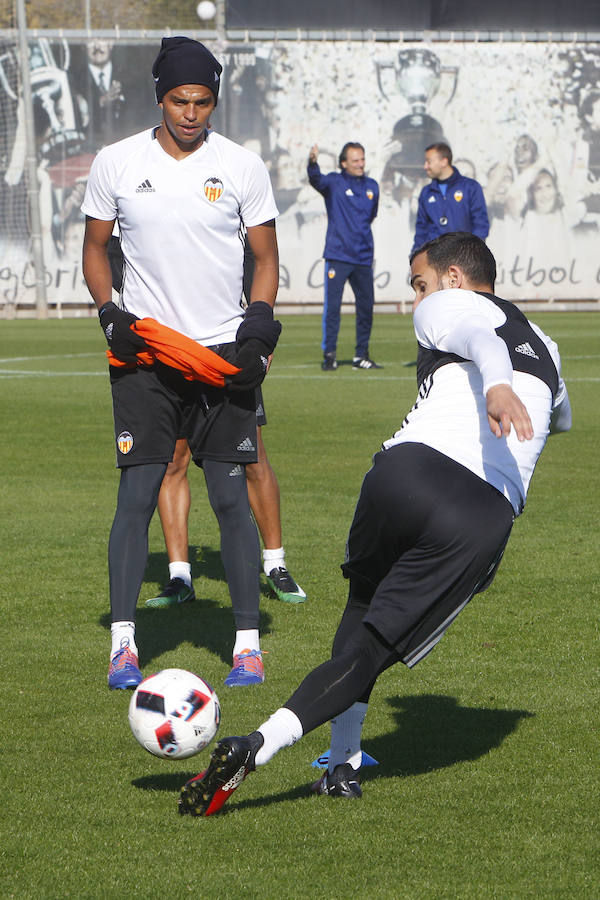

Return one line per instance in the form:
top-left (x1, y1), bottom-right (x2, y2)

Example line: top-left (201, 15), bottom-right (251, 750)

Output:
top-left (224, 649), bottom-right (264, 687)
top-left (311, 749), bottom-right (379, 769)
top-left (108, 641), bottom-right (143, 690)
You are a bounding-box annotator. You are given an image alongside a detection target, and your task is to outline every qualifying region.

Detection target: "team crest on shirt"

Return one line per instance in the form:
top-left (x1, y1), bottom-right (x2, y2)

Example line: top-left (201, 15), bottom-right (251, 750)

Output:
top-left (366, 190), bottom-right (374, 199)
top-left (204, 177), bottom-right (224, 202)
top-left (117, 431), bottom-right (134, 454)
top-left (454, 190), bottom-right (463, 202)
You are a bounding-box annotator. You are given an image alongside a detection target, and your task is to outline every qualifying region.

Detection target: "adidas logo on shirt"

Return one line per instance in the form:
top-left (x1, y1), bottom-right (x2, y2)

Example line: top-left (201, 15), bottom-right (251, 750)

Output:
top-left (135, 179), bottom-right (155, 193)
top-left (515, 342), bottom-right (539, 359)
top-left (237, 437), bottom-right (255, 452)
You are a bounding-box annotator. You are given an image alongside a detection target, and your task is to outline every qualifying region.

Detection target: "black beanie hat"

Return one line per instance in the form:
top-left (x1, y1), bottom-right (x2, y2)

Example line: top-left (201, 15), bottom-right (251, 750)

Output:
top-left (152, 36), bottom-right (222, 104)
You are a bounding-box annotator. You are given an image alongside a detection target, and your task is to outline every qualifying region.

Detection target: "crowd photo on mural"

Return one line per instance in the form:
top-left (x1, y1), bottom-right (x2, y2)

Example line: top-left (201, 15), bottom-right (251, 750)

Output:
top-left (1, 36), bottom-right (600, 305)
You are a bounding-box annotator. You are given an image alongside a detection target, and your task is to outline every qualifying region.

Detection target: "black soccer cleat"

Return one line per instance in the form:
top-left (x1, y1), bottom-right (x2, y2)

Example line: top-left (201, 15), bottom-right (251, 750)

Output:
top-left (310, 763), bottom-right (362, 799)
top-left (145, 577), bottom-right (196, 609)
top-left (352, 356), bottom-right (382, 370)
top-left (178, 734), bottom-right (261, 817)
top-left (321, 353), bottom-right (338, 371)
top-left (266, 567), bottom-right (307, 604)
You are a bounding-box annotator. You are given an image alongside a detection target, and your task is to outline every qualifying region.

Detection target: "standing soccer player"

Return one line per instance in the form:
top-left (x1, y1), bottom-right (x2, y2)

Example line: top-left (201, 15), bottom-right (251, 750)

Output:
top-left (82, 36), bottom-right (281, 690)
top-left (178, 232), bottom-right (571, 816)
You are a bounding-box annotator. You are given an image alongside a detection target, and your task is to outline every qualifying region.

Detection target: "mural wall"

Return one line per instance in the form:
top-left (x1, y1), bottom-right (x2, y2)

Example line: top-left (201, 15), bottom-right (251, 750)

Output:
top-left (1, 37), bottom-right (599, 307)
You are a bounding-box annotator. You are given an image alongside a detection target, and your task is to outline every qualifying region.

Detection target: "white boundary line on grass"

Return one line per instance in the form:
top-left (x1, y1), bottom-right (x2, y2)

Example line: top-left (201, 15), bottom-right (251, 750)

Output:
top-left (0, 370), bottom-right (108, 378)
top-left (0, 368), bottom-right (417, 381)
top-left (0, 351), bottom-right (597, 381)
top-left (1, 368), bottom-right (599, 383)
top-left (0, 350), bottom-right (597, 363)
top-left (0, 353), bottom-right (99, 363)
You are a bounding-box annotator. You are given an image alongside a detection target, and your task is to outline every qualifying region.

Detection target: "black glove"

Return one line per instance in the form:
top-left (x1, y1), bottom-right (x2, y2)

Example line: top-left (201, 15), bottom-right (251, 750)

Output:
top-left (235, 301), bottom-right (282, 355)
top-left (98, 301), bottom-right (148, 363)
top-left (226, 338), bottom-right (270, 392)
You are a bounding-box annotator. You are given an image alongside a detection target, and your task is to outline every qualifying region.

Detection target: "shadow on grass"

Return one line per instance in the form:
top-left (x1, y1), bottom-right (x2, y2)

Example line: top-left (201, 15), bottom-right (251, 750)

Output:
top-left (367, 694), bottom-right (533, 778)
top-left (132, 693), bottom-right (533, 810)
top-left (99, 544), bottom-right (273, 667)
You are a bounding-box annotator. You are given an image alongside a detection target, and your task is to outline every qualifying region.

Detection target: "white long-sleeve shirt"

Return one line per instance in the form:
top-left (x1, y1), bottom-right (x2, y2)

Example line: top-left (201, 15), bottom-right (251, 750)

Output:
top-left (384, 289), bottom-right (571, 514)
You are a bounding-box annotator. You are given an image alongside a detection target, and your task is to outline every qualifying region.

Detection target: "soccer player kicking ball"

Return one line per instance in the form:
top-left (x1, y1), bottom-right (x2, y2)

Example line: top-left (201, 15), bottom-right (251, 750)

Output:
top-left (179, 232), bottom-right (571, 816)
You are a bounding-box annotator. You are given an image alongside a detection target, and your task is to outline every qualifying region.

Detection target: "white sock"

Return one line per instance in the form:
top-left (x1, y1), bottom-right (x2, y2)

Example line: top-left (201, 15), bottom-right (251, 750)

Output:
top-left (110, 621), bottom-right (137, 658)
top-left (263, 546), bottom-right (285, 576)
top-left (168, 561), bottom-right (192, 586)
top-left (254, 707), bottom-right (303, 766)
top-left (233, 629), bottom-right (260, 657)
top-left (328, 701), bottom-right (368, 772)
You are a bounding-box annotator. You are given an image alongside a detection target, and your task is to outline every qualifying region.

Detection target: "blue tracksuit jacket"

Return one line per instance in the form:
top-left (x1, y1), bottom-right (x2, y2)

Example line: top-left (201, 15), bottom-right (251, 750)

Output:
top-left (411, 167), bottom-right (489, 253)
top-left (307, 162), bottom-right (379, 266)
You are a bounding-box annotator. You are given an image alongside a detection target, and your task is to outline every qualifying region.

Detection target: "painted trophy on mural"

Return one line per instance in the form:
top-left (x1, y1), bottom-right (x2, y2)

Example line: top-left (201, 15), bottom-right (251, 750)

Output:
top-left (29, 39), bottom-right (86, 164)
top-left (378, 48), bottom-right (457, 193)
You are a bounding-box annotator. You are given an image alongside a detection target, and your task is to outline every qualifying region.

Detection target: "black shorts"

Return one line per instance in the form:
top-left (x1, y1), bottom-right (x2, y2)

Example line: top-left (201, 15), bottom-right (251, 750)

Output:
top-left (341, 443), bottom-right (515, 667)
top-left (110, 342), bottom-right (261, 468)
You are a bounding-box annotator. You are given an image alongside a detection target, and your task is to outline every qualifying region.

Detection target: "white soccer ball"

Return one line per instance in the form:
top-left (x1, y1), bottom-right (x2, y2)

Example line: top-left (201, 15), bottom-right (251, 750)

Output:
top-left (128, 668), bottom-right (220, 759)
top-left (196, 0), bottom-right (216, 20)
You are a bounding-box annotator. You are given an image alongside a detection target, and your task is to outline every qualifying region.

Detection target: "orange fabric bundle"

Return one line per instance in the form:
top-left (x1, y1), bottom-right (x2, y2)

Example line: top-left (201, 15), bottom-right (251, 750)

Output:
top-left (106, 318), bottom-right (241, 387)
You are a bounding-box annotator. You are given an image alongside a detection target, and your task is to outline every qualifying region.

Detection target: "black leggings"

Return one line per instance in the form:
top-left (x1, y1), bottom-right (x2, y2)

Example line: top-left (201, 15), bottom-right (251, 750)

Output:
top-left (285, 616), bottom-right (398, 735)
top-left (109, 460), bottom-right (260, 629)
top-left (109, 463), bottom-right (166, 623)
top-left (202, 458), bottom-right (260, 630)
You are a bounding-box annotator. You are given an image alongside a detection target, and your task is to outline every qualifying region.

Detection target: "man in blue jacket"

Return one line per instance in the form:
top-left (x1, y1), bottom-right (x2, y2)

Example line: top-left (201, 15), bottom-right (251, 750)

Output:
top-left (308, 143), bottom-right (381, 370)
top-left (411, 143), bottom-right (489, 253)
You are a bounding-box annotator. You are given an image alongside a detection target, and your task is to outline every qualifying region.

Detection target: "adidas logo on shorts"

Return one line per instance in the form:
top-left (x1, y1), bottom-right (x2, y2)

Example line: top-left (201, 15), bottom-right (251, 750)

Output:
top-left (237, 437), bottom-right (255, 452)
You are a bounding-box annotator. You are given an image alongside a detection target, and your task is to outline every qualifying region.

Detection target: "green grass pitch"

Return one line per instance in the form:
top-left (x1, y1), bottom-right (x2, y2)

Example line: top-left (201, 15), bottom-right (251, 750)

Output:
top-left (0, 312), bottom-right (598, 898)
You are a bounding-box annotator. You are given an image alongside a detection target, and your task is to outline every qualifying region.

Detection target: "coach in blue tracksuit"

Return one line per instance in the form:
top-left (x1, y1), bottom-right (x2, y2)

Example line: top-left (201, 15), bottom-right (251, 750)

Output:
top-left (308, 143), bottom-right (381, 371)
top-left (411, 142), bottom-right (489, 254)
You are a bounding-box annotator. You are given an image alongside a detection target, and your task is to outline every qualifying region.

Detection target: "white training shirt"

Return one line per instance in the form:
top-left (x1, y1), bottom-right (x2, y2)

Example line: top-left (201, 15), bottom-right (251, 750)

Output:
top-left (82, 128), bottom-right (279, 345)
top-left (383, 289), bottom-right (570, 515)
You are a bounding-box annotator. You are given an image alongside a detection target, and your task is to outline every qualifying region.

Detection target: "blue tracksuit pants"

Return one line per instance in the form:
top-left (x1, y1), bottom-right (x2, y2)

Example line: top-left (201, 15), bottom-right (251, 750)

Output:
top-left (322, 260), bottom-right (374, 358)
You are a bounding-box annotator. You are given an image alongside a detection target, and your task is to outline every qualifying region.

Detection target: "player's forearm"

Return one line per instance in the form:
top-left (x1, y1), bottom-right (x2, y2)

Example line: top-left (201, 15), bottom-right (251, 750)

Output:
top-left (82, 242), bottom-right (114, 311)
top-left (249, 256), bottom-right (279, 308)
